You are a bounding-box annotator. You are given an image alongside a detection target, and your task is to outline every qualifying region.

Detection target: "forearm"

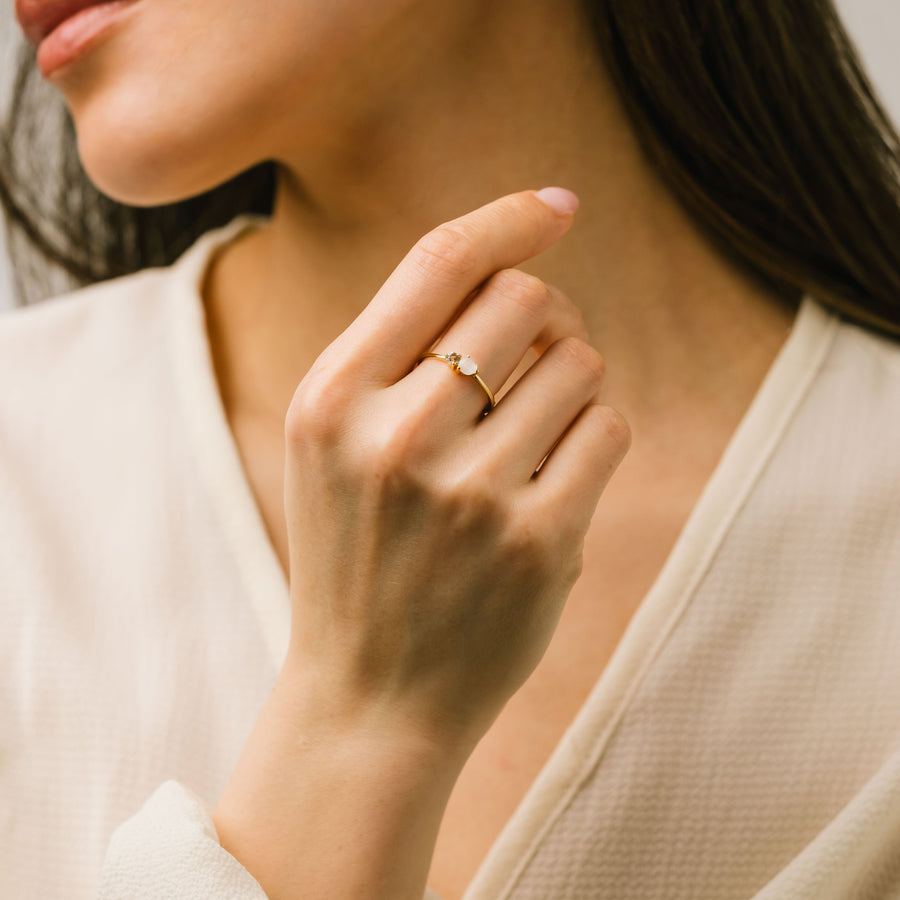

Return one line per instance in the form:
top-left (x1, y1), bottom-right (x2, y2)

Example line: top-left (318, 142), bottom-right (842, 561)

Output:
top-left (213, 664), bottom-right (466, 900)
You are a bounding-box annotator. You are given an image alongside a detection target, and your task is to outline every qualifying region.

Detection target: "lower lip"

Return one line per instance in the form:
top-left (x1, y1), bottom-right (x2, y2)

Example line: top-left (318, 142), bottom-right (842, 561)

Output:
top-left (37, 0), bottom-right (140, 78)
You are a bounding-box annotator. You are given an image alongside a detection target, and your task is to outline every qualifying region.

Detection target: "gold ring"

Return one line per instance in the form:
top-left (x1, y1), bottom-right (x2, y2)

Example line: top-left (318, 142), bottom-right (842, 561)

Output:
top-left (418, 352), bottom-right (496, 413)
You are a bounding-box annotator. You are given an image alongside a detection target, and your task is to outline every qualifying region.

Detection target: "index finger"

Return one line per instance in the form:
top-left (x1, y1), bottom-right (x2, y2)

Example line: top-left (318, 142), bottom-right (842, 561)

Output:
top-left (338, 187), bottom-right (579, 384)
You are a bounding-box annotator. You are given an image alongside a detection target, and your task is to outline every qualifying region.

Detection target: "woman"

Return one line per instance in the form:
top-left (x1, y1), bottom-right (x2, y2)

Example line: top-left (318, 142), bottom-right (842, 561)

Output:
top-left (2, 0), bottom-right (900, 897)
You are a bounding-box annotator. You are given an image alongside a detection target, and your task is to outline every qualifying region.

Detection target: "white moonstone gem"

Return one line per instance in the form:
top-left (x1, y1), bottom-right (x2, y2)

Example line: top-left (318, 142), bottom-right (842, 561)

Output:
top-left (458, 356), bottom-right (478, 376)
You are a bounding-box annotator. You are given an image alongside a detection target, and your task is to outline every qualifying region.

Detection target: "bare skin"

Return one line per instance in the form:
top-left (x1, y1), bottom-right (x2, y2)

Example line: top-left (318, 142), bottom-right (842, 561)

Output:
top-left (204, 199), bottom-right (790, 900)
top-left (39, 0), bottom-right (794, 895)
top-left (195, 9), bottom-right (793, 897)
top-left (213, 393), bottom-right (722, 900)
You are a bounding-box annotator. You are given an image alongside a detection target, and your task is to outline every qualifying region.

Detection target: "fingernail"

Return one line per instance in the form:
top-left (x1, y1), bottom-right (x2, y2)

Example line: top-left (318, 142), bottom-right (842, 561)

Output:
top-left (534, 187), bottom-right (580, 216)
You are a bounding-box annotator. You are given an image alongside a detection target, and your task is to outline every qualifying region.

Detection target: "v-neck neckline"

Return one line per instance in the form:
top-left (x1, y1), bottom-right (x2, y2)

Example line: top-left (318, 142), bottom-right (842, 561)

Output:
top-left (168, 213), bottom-right (291, 669)
top-left (166, 214), bottom-right (839, 899)
top-left (460, 298), bottom-right (837, 900)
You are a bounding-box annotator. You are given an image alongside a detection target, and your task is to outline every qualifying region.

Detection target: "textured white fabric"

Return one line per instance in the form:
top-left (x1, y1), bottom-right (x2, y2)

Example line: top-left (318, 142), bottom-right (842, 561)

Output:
top-left (479, 311), bottom-right (900, 899)
top-left (0, 216), bottom-right (286, 900)
top-left (98, 782), bottom-right (267, 899)
top-left (1, 215), bottom-right (899, 899)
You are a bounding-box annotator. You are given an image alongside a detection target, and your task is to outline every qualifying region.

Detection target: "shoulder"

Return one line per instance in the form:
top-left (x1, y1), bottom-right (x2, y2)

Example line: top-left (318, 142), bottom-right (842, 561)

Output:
top-left (0, 214), bottom-right (264, 420)
top-left (0, 266), bottom-right (184, 467)
top-left (0, 266), bottom-right (175, 384)
top-left (814, 308), bottom-right (900, 433)
top-left (827, 308), bottom-right (900, 379)
top-left (776, 302), bottom-right (900, 530)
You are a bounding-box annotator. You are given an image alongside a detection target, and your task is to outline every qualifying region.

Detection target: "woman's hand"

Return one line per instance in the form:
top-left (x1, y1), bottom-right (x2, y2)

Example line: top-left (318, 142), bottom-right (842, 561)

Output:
top-left (282, 186), bottom-right (629, 752)
top-left (215, 188), bottom-right (630, 900)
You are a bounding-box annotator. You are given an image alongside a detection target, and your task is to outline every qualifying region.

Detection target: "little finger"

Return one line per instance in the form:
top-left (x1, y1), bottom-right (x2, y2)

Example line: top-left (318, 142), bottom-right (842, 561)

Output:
top-left (527, 402), bottom-right (631, 536)
top-left (478, 337), bottom-right (608, 482)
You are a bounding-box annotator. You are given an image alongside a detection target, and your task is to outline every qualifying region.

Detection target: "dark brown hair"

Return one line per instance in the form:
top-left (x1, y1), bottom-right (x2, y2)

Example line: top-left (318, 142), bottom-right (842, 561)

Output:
top-left (2, 0), bottom-right (900, 335)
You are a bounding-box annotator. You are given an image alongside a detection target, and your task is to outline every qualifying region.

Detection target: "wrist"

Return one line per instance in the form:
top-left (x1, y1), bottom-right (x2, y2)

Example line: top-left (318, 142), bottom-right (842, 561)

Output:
top-left (215, 657), bottom-right (466, 899)
top-left (274, 651), bottom-right (474, 778)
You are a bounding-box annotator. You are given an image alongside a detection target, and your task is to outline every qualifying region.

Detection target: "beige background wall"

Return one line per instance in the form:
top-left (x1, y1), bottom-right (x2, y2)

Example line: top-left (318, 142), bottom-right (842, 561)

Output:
top-left (0, 0), bottom-right (898, 309)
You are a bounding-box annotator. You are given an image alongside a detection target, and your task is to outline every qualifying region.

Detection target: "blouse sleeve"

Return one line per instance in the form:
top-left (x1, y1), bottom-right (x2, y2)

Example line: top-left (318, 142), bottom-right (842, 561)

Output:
top-left (96, 781), bottom-right (268, 899)
top-left (97, 781), bottom-right (446, 900)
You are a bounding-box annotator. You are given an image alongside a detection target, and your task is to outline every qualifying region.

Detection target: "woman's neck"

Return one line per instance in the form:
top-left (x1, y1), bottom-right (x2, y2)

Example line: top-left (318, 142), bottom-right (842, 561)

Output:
top-left (203, 0), bottom-right (795, 445)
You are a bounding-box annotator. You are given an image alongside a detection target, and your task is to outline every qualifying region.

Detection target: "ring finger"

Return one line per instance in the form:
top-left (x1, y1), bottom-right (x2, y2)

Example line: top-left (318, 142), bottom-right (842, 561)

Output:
top-left (398, 268), bottom-right (586, 425)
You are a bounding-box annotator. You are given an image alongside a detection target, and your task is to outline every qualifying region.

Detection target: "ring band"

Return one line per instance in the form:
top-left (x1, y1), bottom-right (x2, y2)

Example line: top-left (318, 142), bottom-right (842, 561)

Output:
top-left (418, 352), bottom-right (497, 413)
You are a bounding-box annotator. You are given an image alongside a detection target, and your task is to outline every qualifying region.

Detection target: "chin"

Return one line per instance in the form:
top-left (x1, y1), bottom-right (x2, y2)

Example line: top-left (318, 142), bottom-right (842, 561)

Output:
top-left (70, 87), bottom-right (259, 208)
top-left (75, 130), bottom-right (243, 208)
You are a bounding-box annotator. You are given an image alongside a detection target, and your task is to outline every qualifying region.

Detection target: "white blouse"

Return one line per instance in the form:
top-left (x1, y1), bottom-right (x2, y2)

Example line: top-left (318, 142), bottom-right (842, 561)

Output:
top-left (1, 215), bottom-right (899, 899)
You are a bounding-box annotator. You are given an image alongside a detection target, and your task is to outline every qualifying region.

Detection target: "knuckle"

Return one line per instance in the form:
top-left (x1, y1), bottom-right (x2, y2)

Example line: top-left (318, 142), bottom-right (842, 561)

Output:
top-left (555, 336), bottom-right (606, 383)
top-left (567, 550), bottom-right (586, 584)
top-left (433, 466), bottom-right (505, 534)
top-left (364, 416), bottom-right (427, 477)
top-left (356, 391), bottom-right (450, 482)
top-left (563, 296), bottom-right (590, 342)
top-left (488, 269), bottom-right (552, 320)
top-left (500, 518), bottom-right (551, 572)
top-left (441, 466), bottom-right (495, 514)
top-left (413, 225), bottom-right (479, 280)
top-left (285, 372), bottom-right (347, 446)
top-left (588, 404), bottom-right (632, 451)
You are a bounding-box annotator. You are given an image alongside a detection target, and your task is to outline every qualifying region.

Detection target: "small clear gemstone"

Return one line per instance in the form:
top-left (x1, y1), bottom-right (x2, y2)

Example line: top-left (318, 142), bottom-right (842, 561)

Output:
top-left (458, 356), bottom-right (478, 376)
